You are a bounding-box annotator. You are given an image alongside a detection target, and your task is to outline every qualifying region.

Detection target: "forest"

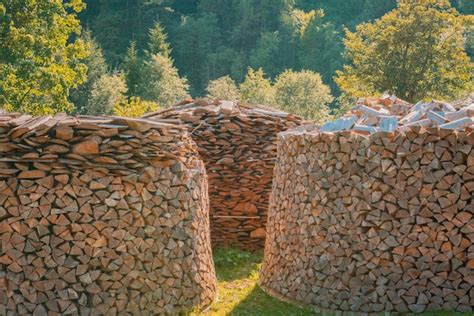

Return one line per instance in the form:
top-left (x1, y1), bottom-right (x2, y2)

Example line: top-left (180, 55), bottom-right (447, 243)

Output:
top-left (0, 0), bottom-right (473, 121)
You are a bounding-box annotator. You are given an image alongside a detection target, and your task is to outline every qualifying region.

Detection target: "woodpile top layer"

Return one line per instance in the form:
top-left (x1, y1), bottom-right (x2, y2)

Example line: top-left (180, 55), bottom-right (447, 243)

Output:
top-left (145, 99), bottom-right (304, 250)
top-left (260, 122), bottom-right (474, 313)
top-left (0, 113), bottom-right (217, 315)
top-left (0, 113), bottom-right (190, 172)
top-left (319, 95), bottom-right (474, 134)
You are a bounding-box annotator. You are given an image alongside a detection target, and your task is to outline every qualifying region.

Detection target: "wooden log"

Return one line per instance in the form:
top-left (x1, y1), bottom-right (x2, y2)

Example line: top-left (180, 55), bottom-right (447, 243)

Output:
top-left (260, 127), bottom-right (474, 314)
top-left (145, 99), bottom-right (304, 250)
top-left (0, 113), bottom-right (217, 314)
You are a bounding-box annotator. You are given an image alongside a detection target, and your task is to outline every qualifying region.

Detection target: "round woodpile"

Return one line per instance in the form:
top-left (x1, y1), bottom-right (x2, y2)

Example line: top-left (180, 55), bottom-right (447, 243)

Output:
top-left (260, 125), bottom-right (474, 313)
top-left (0, 114), bottom-right (217, 315)
top-left (144, 99), bottom-right (304, 250)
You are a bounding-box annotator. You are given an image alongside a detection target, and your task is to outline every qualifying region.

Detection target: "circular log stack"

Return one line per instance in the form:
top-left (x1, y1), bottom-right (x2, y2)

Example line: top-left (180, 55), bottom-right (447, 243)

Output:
top-left (0, 114), bottom-right (217, 315)
top-left (260, 100), bottom-right (474, 313)
top-left (144, 99), bottom-right (304, 250)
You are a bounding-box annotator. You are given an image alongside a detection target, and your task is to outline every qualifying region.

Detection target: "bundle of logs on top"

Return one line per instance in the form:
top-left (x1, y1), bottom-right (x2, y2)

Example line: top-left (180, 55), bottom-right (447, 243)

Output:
top-left (144, 99), bottom-right (304, 250)
top-left (260, 97), bottom-right (474, 313)
top-left (0, 114), bottom-right (217, 315)
top-left (321, 95), bottom-right (474, 134)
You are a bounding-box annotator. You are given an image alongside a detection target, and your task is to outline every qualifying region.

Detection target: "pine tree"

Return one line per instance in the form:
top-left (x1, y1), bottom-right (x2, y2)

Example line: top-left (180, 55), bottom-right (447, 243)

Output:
top-left (141, 54), bottom-right (190, 107)
top-left (147, 20), bottom-right (171, 57)
top-left (122, 41), bottom-right (143, 97)
top-left (70, 30), bottom-right (108, 114)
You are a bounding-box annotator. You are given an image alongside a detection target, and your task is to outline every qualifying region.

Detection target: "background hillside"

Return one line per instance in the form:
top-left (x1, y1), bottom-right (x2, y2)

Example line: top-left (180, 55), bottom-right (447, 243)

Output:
top-left (80, 0), bottom-right (473, 97)
top-left (1, 0), bottom-right (472, 117)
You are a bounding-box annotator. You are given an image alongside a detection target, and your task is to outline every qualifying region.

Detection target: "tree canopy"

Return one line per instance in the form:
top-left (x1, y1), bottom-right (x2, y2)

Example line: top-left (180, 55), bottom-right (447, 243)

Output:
top-left (206, 76), bottom-right (240, 100)
top-left (0, 0), bottom-right (88, 114)
top-left (274, 70), bottom-right (333, 123)
top-left (335, 0), bottom-right (473, 102)
top-left (1, 0), bottom-right (472, 118)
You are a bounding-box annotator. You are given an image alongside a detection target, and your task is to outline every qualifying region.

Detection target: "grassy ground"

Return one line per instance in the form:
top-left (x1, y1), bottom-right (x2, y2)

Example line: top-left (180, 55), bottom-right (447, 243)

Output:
top-left (192, 248), bottom-right (464, 316)
top-left (194, 248), bottom-right (314, 316)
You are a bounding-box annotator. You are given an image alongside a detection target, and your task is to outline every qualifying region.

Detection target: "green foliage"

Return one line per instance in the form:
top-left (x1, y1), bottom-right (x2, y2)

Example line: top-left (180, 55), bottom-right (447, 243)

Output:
top-left (141, 54), bottom-right (190, 107)
top-left (174, 13), bottom-right (228, 94)
top-left (195, 247), bottom-right (315, 315)
top-left (0, 0), bottom-right (88, 114)
top-left (249, 32), bottom-right (283, 77)
top-left (299, 11), bottom-right (344, 92)
top-left (88, 0), bottom-right (170, 64)
top-left (86, 73), bottom-right (127, 115)
top-left (274, 70), bottom-right (333, 123)
top-left (206, 76), bottom-right (240, 100)
top-left (336, 0), bottom-right (473, 102)
top-left (239, 68), bottom-right (275, 105)
top-left (70, 30), bottom-right (108, 114)
top-left (113, 97), bottom-right (160, 117)
top-left (122, 42), bottom-right (143, 97)
top-left (147, 20), bottom-right (171, 57)
top-left (213, 248), bottom-right (251, 268)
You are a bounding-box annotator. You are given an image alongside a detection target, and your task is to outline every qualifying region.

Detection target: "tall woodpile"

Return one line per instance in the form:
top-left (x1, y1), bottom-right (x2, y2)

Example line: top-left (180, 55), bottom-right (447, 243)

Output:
top-left (0, 114), bottom-right (217, 315)
top-left (260, 100), bottom-right (474, 313)
top-left (144, 99), bottom-right (304, 250)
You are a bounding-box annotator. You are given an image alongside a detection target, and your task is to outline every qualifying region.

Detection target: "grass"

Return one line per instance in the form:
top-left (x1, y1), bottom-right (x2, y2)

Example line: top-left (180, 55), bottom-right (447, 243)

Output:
top-left (191, 248), bottom-right (465, 316)
top-left (193, 248), bottom-right (315, 316)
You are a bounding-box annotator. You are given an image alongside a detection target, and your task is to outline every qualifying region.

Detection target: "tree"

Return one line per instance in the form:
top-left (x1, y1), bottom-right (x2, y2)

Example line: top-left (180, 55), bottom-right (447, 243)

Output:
top-left (249, 32), bottom-right (283, 77)
top-left (335, 0), bottom-right (473, 102)
top-left (141, 54), bottom-right (189, 107)
top-left (114, 97), bottom-right (160, 117)
top-left (147, 20), bottom-right (171, 57)
top-left (86, 73), bottom-right (127, 115)
top-left (122, 41), bottom-right (143, 97)
top-left (0, 0), bottom-right (88, 114)
top-left (299, 11), bottom-right (344, 92)
top-left (239, 68), bottom-right (275, 104)
top-left (174, 13), bottom-right (226, 95)
top-left (70, 30), bottom-right (108, 114)
top-left (89, 0), bottom-right (170, 64)
top-left (274, 70), bottom-right (333, 123)
top-left (206, 76), bottom-right (240, 100)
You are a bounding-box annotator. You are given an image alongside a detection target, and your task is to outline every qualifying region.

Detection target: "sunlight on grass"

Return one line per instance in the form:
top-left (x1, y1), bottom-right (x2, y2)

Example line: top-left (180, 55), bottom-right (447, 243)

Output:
top-left (193, 248), bottom-right (314, 316)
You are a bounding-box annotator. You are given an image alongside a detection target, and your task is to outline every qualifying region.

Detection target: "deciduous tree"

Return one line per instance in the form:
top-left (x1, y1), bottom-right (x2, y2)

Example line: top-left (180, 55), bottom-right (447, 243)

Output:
top-left (206, 76), bottom-right (240, 100)
top-left (336, 0), bottom-right (473, 102)
top-left (0, 0), bottom-right (88, 114)
top-left (114, 96), bottom-right (160, 117)
top-left (274, 70), bottom-right (333, 123)
top-left (239, 68), bottom-right (274, 105)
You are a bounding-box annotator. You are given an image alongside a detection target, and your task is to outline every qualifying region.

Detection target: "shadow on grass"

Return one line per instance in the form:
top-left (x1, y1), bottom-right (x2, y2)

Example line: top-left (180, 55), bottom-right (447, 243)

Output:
top-left (209, 247), bottom-right (315, 315)
top-left (229, 286), bottom-right (314, 316)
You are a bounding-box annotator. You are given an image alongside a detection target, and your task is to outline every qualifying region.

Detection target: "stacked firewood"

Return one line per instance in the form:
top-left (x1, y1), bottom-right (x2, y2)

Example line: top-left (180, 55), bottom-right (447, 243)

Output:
top-left (321, 95), bottom-right (474, 134)
top-left (260, 105), bottom-right (474, 313)
top-left (0, 114), bottom-right (216, 315)
top-left (144, 99), bottom-right (304, 250)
